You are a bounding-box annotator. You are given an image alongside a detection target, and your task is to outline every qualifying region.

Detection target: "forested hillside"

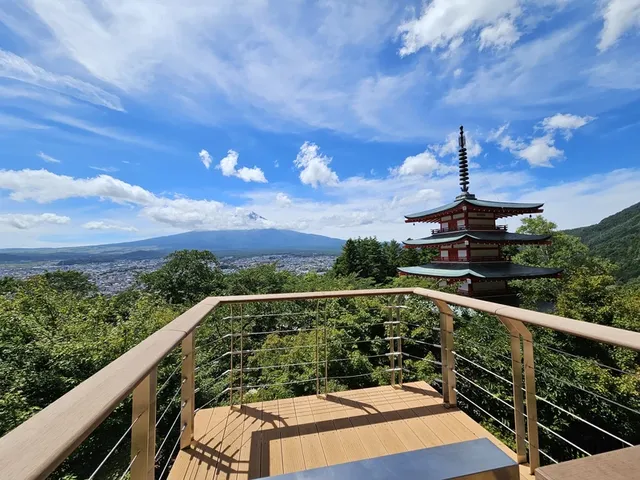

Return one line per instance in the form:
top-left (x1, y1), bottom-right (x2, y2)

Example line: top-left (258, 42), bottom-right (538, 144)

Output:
top-left (1, 220), bottom-right (639, 479)
top-left (565, 201), bottom-right (640, 282)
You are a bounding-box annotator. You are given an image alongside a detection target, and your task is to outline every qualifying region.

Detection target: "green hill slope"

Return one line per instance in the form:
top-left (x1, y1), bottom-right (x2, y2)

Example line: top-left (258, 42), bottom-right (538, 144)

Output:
top-left (565, 202), bottom-right (640, 282)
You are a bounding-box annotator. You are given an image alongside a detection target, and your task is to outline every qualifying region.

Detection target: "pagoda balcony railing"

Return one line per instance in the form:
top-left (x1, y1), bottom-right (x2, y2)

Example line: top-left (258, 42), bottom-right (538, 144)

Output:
top-left (1, 288), bottom-right (639, 480)
top-left (439, 256), bottom-right (511, 263)
top-left (432, 225), bottom-right (508, 235)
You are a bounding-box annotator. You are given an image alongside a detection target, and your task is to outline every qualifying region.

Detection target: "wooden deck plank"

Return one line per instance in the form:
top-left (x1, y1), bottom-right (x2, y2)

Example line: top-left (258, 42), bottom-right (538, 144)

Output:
top-left (277, 398), bottom-right (306, 474)
top-left (334, 393), bottom-right (389, 459)
top-left (306, 395), bottom-right (348, 465)
top-left (212, 407), bottom-right (246, 480)
top-left (169, 382), bottom-right (529, 480)
top-left (321, 395), bottom-right (369, 462)
top-left (292, 396), bottom-right (327, 470)
top-left (233, 403), bottom-right (263, 480)
top-left (259, 400), bottom-right (283, 478)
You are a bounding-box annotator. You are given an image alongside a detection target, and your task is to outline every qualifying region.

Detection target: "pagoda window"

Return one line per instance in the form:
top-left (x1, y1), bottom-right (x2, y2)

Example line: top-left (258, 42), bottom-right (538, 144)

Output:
top-left (457, 219), bottom-right (465, 230)
top-left (440, 250), bottom-right (449, 260)
top-left (458, 250), bottom-right (468, 260)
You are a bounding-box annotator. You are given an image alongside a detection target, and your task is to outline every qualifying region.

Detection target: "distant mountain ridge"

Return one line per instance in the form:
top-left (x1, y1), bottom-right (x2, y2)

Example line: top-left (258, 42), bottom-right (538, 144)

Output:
top-left (0, 229), bottom-right (345, 264)
top-left (564, 202), bottom-right (640, 282)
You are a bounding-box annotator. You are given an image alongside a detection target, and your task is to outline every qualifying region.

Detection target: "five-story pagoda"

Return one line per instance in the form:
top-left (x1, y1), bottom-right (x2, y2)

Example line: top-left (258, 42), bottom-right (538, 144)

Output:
top-left (398, 126), bottom-right (561, 305)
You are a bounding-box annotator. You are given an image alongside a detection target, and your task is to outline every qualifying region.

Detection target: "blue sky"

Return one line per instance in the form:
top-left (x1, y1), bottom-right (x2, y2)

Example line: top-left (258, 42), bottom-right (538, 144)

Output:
top-left (0, 0), bottom-right (639, 248)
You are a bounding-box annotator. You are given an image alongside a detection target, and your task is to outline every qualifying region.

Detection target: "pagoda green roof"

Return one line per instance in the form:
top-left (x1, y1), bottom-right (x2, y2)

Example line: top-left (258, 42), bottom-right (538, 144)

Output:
top-left (405, 198), bottom-right (544, 221)
top-left (404, 231), bottom-right (552, 247)
top-left (398, 262), bottom-right (561, 280)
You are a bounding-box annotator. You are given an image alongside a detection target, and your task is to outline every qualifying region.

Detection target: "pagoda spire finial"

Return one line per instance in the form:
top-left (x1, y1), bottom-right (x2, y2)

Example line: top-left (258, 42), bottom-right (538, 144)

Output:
top-left (458, 125), bottom-right (469, 193)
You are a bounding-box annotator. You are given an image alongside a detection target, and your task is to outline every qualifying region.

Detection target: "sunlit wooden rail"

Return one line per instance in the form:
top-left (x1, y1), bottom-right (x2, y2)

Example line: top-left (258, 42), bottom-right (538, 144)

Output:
top-left (0, 287), bottom-right (639, 480)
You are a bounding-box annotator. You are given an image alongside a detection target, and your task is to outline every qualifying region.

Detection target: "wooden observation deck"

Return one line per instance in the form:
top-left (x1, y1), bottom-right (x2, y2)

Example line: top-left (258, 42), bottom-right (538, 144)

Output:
top-left (168, 382), bottom-right (533, 480)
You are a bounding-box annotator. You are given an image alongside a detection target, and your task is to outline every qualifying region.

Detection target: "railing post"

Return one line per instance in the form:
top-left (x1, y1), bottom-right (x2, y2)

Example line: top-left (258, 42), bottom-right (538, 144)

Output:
top-left (239, 303), bottom-right (244, 407)
top-left (396, 303), bottom-right (403, 387)
top-left (388, 303), bottom-right (396, 386)
top-left (229, 305), bottom-right (234, 406)
top-left (510, 319), bottom-right (540, 474)
top-left (130, 368), bottom-right (157, 480)
top-left (315, 299), bottom-right (320, 397)
top-left (434, 300), bottom-right (456, 407)
top-left (180, 332), bottom-right (195, 450)
top-left (498, 316), bottom-right (527, 464)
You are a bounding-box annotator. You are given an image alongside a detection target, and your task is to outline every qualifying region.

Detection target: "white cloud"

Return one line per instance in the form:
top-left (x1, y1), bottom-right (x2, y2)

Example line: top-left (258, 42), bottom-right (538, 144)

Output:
top-left (218, 150), bottom-right (239, 177)
top-left (541, 113), bottom-right (595, 139)
top-left (216, 150), bottom-right (267, 183)
top-left (391, 150), bottom-right (455, 177)
top-left (515, 135), bottom-right (563, 167)
top-left (491, 113), bottom-right (593, 167)
top-left (517, 168), bottom-right (640, 229)
top-left (0, 168), bottom-right (268, 231)
top-left (479, 17), bottom-right (521, 50)
top-left (598, 0), bottom-right (640, 51)
top-left (275, 192), bottom-right (292, 207)
top-left (199, 149), bottom-right (212, 169)
top-left (37, 151), bottom-right (60, 163)
top-left (398, 0), bottom-right (520, 56)
top-left (89, 166), bottom-right (119, 173)
top-left (0, 169), bottom-right (157, 204)
top-left (0, 49), bottom-right (123, 111)
top-left (0, 213), bottom-right (70, 229)
top-left (235, 167), bottom-right (268, 183)
top-left (83, 221), bottom-right (137, 232)
top-left (453, 68), bottom-right (463, 78)
top-left (294, 142), bottom-right (339, 188)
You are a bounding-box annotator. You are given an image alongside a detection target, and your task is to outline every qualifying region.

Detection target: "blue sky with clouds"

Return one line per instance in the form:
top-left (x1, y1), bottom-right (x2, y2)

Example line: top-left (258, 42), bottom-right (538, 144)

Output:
top-left (1, 0), bottom-right (639, 248)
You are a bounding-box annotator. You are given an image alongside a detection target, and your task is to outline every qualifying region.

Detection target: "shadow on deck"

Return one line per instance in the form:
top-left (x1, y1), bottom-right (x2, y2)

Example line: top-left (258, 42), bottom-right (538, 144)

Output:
top-left (168, 381), bottom-right (533, 480)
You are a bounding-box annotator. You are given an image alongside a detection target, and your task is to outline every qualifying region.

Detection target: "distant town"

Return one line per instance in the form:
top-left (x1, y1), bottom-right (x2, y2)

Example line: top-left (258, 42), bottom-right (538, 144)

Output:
top-left (0, 254), bottom-right (337, 295)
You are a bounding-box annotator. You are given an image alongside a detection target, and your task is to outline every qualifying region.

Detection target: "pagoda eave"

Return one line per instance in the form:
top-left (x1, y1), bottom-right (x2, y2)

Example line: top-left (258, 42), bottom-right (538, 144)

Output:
top-left (397, 263), bottom-right (562, 281)
top-left (405, 206), bottom-right (544, 224)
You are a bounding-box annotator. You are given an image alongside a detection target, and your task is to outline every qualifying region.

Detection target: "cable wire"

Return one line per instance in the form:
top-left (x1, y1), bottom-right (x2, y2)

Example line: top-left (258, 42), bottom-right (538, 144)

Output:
top-left (537, 344), bottom-right (638, 377)
top-left (402, 352), bottom-right (442, 365)
top-left (117, 452), bottom-right (139, 480)
top-left (453, 352), bottom-right (513, 385)
top-left (537, 370), bottom-right (640, 417)
top-left (88, 415), bottom-right (141, 480)
top-left (403, 338), bottom-right (441, 349)
top-left (158, 424), bottom-right (187, 480)
top-left (156, 382), bottom-right (183, 427)
top-left (454, 370), bottom-right (515, 411)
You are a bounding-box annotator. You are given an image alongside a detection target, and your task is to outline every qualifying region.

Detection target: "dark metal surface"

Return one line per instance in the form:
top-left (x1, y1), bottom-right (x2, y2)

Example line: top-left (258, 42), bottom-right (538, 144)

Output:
top-left (261, 438), bottom-right (518, 480)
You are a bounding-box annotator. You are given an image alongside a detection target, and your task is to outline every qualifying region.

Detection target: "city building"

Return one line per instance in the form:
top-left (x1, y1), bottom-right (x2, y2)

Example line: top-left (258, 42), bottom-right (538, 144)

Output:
top-left (399, 126), bottom-right (561, 305)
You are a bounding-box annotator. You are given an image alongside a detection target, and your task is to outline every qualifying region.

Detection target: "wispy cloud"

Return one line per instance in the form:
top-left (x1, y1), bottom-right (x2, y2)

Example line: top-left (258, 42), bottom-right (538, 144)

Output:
top-left (37, 151), bottom-right (61, 163)
top-left (0, 49), bottom-right (123, 111)
top-left (46, 114), bottom-right (163, 150)
top-left (0, 212), bottom-right (70, 229)
top-left (89, 166), bottom-right (119, 173)
top-left (0, 113), bottom-right (49, 130)
top-left (83, 221), bottom-right (137, 232)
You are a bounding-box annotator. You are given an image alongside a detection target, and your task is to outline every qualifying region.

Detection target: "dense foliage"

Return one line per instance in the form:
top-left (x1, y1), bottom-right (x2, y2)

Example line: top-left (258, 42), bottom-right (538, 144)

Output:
top-left (565, 201), bottom-right (640, 282)
top-left (1, 226), bottom-right (639, 478)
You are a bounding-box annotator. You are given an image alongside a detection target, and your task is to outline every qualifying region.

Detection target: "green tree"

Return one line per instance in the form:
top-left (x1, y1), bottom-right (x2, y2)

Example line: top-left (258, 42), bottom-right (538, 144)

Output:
top-left (138, 250), bottom-right (224, 306)
top-left (41, 270), bottom-right (97, 296)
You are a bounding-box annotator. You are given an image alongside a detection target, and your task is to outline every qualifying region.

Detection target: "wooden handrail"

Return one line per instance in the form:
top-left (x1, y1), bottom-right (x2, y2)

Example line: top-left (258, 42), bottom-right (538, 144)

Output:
top-left (413, 287), bottom-right (640, 352)
top-left (1, 286), bottom-right (639, 479)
